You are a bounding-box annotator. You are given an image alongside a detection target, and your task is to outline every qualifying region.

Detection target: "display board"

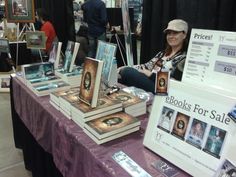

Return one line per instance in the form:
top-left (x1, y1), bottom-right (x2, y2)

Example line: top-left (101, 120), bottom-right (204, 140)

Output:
top-left (182, 29), bottom-right (236, 94)
top-left (143, 80), bottom-right (236, 177)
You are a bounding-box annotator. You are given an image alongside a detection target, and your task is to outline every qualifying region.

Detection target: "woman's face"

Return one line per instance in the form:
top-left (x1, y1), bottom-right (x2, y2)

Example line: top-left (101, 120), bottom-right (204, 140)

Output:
top-left (166, 30), bottom-right (186, 48)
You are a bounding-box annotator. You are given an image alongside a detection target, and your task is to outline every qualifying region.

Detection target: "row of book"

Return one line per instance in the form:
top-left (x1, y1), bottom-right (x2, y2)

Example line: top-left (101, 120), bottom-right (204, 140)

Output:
top-left (16, 61), bottom-right (83, 96)
top-left (50, 89), bottom-right (146, 144)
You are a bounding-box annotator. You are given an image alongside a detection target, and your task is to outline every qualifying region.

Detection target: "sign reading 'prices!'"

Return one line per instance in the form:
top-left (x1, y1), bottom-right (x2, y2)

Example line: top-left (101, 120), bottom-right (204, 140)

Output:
top-left (182, 29), bottom-right (236, 94)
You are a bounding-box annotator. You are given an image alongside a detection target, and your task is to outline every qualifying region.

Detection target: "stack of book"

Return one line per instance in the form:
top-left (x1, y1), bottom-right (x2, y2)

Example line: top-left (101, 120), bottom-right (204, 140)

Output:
top-left (71, 96), bottom-right (123, 128)
top-left (55, 66), bottom-right (83, 87)
top-left (49, 87), bottom-right (79, 110)
top-left (20, 62), bottom-right (71, 96)
top-left (29, 80), bottom-right (71, 97)
top-left (59, 92), bottom-right (80, 119)
top-left (83, 112), bottom-right (141, 144)
top-left (108, 90), bottom-right (147, 117)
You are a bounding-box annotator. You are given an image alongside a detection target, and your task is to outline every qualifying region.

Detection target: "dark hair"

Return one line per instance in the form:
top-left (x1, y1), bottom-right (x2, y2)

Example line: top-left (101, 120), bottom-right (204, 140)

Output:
top-left (36, 8), bottom-right (50, 21)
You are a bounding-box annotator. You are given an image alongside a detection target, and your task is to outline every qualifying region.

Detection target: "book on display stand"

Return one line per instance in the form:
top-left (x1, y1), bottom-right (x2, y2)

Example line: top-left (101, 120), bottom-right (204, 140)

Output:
top-left (79, 57), bottom-right (104, 108)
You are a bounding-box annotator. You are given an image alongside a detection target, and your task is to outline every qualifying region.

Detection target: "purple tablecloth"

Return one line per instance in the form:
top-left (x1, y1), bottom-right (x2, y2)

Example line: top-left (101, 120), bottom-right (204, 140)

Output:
top-left (12, 77), bottom-right (191, 177)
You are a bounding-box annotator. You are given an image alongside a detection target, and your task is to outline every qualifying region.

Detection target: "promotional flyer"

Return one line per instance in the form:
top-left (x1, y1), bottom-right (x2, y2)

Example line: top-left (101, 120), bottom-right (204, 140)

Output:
top-left (143, 80), bottom-right (236, 176)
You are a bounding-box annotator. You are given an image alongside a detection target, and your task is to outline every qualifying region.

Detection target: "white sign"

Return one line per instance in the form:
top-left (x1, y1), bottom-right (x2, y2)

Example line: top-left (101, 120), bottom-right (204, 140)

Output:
top-left (182, 29), bottom-right (236, 94)
top-left (143, 80), bottom-right (236, 177)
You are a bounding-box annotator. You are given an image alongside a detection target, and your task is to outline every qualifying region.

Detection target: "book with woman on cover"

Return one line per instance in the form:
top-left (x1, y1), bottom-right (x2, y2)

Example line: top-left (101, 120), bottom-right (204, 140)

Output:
top-left (72, 95), bottom-right (122, 118)
top-left (84, 112), bottom-right (140, 139)
top-left (79, 57), bottom-right (104, 108)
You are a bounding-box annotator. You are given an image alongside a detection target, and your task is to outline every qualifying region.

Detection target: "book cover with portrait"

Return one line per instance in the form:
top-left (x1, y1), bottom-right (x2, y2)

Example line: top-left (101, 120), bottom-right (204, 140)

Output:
top-left (203, 126), bottom-right (227, 159)
top-left (79, 57), bottom-right (103, 108)
top-left (157, 106), bottom-right (175, 133)
top-left (186, 118), bottom-right (207, 148)
top-left (72, 96), bottom-right (122, 116)
top-left (214, 159), bottom-right (236, 177)
top-left (107, 90), bottom-right (143, 108)
top-left (171, 112), bottom-right (190, 140)
top-left (155, 70), bottom-right (170, 95)
top-left (84, 112), bottom-right (140, 139)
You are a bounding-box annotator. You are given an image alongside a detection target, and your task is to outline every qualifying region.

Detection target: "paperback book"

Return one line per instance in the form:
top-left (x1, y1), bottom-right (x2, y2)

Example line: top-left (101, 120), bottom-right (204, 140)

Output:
top-left (30, 80), bottom-right (70, 96)
top-left (108, 90), bottom-right (146, 116)
top-left (55, 66), bottom-right (83, 87)
top-left (22, 62), bottom-right (61, 86)
top-left (63, 41), bottom-right (80, 73)
top-left (84, 112), bottom-right (140, 144)
top-left (48, 41), bottom-right (62, 69)
top-left (95, 40), bottom-right (117, 85)
top-left (59, 93), bottom-right (80, 113)
top-left (71, 95), bottom-right (123, 123)
top-left (79, 57), bottom-right (104, 108)
top-left (50, 87), bottom-right (79, 108)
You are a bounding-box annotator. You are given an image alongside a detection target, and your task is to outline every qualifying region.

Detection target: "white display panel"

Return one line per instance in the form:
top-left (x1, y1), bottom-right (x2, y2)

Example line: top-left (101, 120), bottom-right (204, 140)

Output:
top-left (143, 80), bottom-right (236, 177)
top-left (182, 29), bottom-right (236, 94)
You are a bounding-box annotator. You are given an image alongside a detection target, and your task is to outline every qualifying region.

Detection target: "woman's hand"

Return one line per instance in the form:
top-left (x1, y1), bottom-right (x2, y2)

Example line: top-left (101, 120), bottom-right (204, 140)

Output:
top-left (139, 68), bottom-right (152, 77)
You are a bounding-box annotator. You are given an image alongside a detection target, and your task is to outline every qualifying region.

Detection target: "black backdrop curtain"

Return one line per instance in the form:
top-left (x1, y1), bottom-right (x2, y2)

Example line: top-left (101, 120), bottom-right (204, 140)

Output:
top-left (140, 0), bottom-right (236, 63)
top-left (34, 0), bottom-right (75, 50)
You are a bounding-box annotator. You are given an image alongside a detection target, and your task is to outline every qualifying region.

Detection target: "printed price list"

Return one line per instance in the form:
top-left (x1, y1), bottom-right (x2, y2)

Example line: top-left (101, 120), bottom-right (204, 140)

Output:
top-left (185, 41), bottom-right (214, 82)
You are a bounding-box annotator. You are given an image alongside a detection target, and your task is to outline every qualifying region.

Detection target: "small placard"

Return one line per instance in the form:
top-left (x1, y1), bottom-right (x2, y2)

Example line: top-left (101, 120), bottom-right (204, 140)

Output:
top-left (112, 151), bottom-right (152, 177)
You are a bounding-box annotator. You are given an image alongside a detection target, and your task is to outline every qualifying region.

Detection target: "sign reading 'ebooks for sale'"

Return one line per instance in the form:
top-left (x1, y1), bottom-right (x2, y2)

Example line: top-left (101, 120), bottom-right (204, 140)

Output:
top-left (182, 28), bottom-right (236, 94)
top-left (143, 80), bottom-right (236, 177)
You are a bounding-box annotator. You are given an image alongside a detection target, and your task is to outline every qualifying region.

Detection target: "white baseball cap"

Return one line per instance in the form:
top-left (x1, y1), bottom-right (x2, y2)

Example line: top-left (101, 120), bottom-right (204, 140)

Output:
top-left (164, 19), bottom-right (188, 33)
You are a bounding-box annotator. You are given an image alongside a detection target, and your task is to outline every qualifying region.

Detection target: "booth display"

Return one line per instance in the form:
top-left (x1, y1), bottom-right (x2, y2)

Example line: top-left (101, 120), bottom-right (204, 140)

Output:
top-left (143, 80), bottom-right (236, 177)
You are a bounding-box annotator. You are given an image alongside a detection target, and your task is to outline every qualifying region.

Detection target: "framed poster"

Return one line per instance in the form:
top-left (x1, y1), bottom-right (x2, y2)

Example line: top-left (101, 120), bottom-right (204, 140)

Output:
top-left (143, 80), bottom-right (236, 177)
top-left (182, 29), bottom-right (236, 94)
top-left (5, 0), bottom-right (35, 23)
top-left (26, 31), bottom-right (46, 49)
top-left (0, 74), bottom-right (10, 92)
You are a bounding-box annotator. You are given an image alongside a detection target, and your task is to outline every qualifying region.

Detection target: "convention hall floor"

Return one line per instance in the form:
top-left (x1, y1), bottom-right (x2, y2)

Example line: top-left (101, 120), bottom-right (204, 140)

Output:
top-left (0, 93), bottom-right (32, 177)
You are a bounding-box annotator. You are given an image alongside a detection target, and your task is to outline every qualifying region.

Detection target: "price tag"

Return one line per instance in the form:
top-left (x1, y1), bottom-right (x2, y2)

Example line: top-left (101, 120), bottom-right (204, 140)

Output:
top-left (214, 61), bottom-right (236, 76)
top-left (218, 44), bottom-right (236, 58)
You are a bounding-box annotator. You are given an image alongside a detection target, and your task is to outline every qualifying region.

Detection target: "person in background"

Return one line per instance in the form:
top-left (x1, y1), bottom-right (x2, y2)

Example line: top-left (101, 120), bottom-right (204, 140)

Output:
top-left (81, 0), bottom-right (108, 58)
top-left (118, 19), bottom-right (189, 93)
top-left (75, 25), bottom-right (89, 66)
top-left (36, 8), bottom-right (57, 55)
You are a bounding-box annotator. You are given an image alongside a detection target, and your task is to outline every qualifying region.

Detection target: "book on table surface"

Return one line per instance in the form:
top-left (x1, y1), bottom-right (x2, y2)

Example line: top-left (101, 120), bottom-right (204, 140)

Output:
top-left (50, 87), bottom-right (79, 103)
top-left (107, 90), bottom-right (145, 109)
top-left (27, 75), bottom-right (62, 85)
top-left (84, 112), bottom-right (140, 139)
top-left (59, 93), bottom-right (80, 110)
top-left (79, 57), bottom-right (104, 108)
top-left (84, 126), bottom-right (140, 145)
top-left (71, 95), bottom-right (122, 118)
top-left (22, 62), bottom-right (56, 83)
top-left (55, 66), bottom-right (83, 79)
top-left (30, 80), bottom-right (70, 96)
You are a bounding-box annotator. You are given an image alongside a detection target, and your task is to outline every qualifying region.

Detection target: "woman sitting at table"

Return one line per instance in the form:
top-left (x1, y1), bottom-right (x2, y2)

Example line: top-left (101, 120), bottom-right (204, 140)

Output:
top-left (118, 19), bottom-right (189, 93)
